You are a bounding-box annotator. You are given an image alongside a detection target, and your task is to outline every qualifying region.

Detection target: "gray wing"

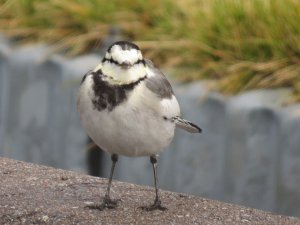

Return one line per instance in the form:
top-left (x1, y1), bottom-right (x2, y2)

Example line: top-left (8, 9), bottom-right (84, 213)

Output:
top-left (144, 59), bottom-right (174, 99)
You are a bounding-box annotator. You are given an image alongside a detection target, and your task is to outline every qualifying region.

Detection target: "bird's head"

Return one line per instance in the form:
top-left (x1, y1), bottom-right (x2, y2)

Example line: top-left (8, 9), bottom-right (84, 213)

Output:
top-left (104, 41), bottom-right (144, 69)
top-left (97, 41), bottom-right (146, 84)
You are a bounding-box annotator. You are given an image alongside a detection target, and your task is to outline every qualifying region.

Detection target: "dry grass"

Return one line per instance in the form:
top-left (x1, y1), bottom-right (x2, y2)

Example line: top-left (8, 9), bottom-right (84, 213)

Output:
top-left (1, 0), bottom-right (300, 102)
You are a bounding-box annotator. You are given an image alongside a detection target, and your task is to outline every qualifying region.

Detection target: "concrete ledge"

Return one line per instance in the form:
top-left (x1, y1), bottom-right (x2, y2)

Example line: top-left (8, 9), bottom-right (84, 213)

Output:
top-left (0, 157), bottom-right (299, 225)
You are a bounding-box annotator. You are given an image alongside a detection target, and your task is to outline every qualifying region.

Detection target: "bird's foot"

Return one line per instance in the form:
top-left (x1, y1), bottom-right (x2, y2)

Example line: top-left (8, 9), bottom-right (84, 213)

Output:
top-left (85, 197), bottom-right (120, 211)
top-left (140, 199), bottom-right (167, 211)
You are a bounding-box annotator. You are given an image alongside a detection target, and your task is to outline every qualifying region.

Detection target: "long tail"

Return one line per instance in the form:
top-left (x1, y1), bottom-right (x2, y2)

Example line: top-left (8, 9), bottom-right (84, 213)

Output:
top-left (173, 116), bottom-right (202, 133)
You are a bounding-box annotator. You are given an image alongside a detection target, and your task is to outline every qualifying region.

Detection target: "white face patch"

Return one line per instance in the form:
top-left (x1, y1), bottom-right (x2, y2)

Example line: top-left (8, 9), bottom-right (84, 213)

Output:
top-left (110, 45), bottom-right (141, 65)
top-left (102, 62), bottom-right (146, 84)
top-left (105, 52), bottom-right (111, 59)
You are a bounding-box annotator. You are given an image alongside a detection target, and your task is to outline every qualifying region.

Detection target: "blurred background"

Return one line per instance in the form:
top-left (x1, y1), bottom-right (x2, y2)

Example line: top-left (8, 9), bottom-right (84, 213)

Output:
top-left (0, 0), bottom-right (300, 218)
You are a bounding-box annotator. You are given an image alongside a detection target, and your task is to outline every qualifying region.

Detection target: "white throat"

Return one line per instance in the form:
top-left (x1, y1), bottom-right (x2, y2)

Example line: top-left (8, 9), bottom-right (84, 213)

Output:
top-left (110, 45), bottom-right (142, 65)
top-left (97, 62), bottom-right (146, 85)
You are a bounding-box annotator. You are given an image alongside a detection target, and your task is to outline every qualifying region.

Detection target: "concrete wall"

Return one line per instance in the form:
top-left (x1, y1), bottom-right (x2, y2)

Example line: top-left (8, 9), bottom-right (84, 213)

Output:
top-left (0, 38), bottom-right (300, 217)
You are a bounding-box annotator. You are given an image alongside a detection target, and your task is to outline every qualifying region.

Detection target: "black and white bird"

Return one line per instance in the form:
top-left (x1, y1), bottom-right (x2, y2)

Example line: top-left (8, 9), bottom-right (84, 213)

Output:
top-left (77, 41), bottom-right (201, 211)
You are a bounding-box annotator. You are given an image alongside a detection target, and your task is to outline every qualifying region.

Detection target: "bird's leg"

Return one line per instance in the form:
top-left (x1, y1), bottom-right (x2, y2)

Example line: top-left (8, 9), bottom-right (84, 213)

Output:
top-left (140, 155), bottom-right (167, 211)
top-left (87, 154), bottom-right (119, 210)
top-left (102, 154), bottom-right (119, 207)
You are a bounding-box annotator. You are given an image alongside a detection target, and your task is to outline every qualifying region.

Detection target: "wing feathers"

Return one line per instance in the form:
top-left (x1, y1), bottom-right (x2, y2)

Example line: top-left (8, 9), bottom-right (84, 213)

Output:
top-left (144, 59), bottom-right (174, 99)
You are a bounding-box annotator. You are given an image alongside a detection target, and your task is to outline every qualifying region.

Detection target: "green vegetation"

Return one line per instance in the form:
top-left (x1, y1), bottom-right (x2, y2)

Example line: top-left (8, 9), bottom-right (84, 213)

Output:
top-left (1, 0), bottom-right (300, 102)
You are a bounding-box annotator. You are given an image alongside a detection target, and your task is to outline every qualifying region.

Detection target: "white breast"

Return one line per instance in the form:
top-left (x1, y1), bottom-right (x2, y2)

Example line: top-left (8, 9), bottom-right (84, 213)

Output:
top-left (77, 76), bottom-right (180, 157)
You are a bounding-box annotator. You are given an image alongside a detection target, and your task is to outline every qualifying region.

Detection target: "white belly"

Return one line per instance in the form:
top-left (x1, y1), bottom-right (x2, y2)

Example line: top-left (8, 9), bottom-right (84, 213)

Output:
top-left (77, 79), bottom-right (179, 157)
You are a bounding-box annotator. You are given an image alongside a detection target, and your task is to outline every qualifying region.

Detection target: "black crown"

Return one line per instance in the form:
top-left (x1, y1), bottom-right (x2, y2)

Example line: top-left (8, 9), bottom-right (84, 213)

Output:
top-left (107, 41), bottom-right (140, 52)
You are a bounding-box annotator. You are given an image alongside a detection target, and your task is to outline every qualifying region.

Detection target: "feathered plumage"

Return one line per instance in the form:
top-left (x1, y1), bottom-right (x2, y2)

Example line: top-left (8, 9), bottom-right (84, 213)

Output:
top-left (77, 41), bottom-right (201, 211)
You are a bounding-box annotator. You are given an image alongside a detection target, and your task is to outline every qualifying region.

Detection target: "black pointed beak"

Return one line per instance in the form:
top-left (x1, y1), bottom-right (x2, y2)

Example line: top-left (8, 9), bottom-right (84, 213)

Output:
top-left (120, 61), bottom-right (132, 69)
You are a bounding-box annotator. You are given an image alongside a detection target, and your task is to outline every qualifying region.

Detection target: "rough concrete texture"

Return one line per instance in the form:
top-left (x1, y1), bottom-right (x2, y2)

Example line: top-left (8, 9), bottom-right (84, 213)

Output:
top-left (0, 157), bottom-right (299, 225)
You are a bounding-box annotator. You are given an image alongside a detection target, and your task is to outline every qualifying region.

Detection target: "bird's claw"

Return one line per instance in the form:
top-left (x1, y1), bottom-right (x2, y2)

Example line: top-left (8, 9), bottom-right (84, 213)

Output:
top-left (140, 199), bottom-right (167, 211)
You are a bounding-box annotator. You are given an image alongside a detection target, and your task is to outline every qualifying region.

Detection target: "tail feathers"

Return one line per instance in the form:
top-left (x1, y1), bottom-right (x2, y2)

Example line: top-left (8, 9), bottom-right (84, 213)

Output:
top-left (173, 116), bottom-right (202, 133)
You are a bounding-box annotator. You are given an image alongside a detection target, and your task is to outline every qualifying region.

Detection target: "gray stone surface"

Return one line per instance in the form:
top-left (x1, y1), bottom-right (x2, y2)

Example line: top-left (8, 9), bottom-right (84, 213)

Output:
top-left (3, 45), bottom-right (50, 161)
top-left (0, 38), bottom-right (10, 157)
top-left (0, 44), bottom-right (99, 172)
top-left (1, 42), bottom-right (300, 218)
top-left (279, 108), bottom-right (300, 216)
top-left (233, 108), bottom-right (280, 211)
top-left (1, 157), bottom-right (300, 225)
